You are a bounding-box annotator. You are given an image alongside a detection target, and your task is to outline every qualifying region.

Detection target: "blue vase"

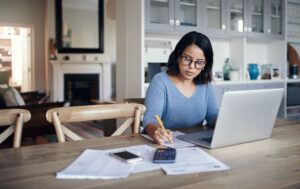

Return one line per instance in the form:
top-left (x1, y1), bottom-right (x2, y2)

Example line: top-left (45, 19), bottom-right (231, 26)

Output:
top-left (248, 64), bottom-right (259, 80)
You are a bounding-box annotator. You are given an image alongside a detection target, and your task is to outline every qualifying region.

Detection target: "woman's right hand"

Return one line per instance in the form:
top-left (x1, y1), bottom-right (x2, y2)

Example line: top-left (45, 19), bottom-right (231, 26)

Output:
top-left (145, 123), bottom-right (173, 145)
top-left (153, 128), bottom-right (173, 145)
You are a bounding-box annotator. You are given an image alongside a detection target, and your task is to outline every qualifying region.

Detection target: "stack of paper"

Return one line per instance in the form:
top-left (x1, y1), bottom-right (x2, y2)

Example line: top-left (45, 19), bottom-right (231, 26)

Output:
top-left (57, 144), bottom-right (230, 179)
top-left (57, 145), bottom-right (160, 179)
top-left (57, 149), bottom-right (133, 179)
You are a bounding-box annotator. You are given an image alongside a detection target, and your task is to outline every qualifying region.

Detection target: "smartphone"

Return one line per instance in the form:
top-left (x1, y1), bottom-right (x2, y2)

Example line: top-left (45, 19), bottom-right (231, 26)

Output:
top-left (110, 151), bottom-right (143, 163)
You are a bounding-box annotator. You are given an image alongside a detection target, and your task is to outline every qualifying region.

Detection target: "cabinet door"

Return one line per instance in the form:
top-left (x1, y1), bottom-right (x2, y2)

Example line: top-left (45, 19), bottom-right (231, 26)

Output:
top-left (174, 0), bottom-right (202, 32)
top-left (145, 0), bottom-right (175, 31)
top-left (214, 84), bottom-right (247, 107)
top-left (247, 0), bottom-right (267, 38)
top-left (265, 0), bottom-right (285, 39)
top-left (202, 0), bottom-right (226, 35)
top-left (227, 0), bottom-right (248, 36)
top-left (262, 82), bottom-right (284, 89)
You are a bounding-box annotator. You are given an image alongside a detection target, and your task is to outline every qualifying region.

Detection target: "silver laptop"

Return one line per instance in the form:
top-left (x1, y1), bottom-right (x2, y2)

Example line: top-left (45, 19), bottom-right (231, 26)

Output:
top-left (177, 88), bottom-right (284, 149)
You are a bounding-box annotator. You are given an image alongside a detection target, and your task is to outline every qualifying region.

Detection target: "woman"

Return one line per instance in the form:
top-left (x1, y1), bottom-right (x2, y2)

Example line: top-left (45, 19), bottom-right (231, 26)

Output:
top-left (143, 31), bottom-right (219, 145)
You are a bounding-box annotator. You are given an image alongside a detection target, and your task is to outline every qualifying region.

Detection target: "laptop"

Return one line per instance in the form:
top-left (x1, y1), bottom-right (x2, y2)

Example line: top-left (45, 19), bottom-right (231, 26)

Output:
top-left (177, 88), bottom-right (284, 149)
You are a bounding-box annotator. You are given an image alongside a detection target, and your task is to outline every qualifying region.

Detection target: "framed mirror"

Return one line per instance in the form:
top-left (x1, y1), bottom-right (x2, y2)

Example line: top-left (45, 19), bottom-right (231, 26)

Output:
top-left (55, 0), bottom-right (104, 53)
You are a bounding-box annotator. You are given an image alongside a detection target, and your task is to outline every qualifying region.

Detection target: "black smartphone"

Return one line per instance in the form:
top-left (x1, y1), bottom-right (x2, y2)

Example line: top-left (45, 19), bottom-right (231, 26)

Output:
top-left (110, 151), bottom-right (143, 163)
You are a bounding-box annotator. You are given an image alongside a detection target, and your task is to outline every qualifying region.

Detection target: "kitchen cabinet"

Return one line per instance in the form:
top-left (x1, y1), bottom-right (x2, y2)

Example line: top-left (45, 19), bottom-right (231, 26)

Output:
top-left (266, 0), bottom-right (285, 39)
top-left (227, 0), bottom-right (285, 39)
top-left (227, 0), bottom-right (248, 36)
top-left (145, 0), bottom-right (285, 40)
top-left (145, 0), bottom-right (202, 33)
top-left (202, 0), bottom-right (227, 35)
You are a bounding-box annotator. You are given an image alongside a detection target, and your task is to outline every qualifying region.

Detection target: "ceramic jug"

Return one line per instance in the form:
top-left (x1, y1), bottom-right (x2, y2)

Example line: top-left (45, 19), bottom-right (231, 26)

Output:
top-left (248, 64), bottom-right (259, 80)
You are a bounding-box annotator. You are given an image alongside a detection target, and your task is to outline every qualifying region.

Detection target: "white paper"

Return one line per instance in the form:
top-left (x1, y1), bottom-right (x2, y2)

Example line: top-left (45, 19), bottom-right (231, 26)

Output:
top-left (57, 149), bottom-right (133, 179)
top-left (159, 147), bottom-right (230, 175)
top-left (105, 144), bottom-right (160, 174)
top-left (141, 131), bottom-right (196, 148)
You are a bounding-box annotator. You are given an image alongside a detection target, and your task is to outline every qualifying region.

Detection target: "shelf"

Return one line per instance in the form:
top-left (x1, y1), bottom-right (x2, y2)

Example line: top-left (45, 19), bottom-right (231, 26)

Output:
top-left (151, 0), bottom-right (168, 6)
top-left (151, 0), bottom-right (168, 3)
top-left (287, 105), bottom-right (300, 110)
top-left (287, 21), bottom-right (300, 25)
top-left (230, 9), bottom-right (243, 13)
top-left (251, 12), bottom-right (263, 16)
top-left (286, 78), bottom-right (300, 83)
top-left (288, 0), bottom-right (300, 6)
top-left (214, 80), bottom-right (285, 85)
top-left (207, 6), bottom-right (220, 11)
top-left (180, 2), bottom-right (196, 7)
top-left (288, 41), bottom-right (300, 45)
top-left (271, 14), bottom-right (280, 19)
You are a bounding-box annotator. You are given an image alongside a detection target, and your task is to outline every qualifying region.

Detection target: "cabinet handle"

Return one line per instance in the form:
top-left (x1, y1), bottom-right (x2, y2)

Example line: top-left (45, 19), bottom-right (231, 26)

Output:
top-left (175, 20), bottom-right (180, 26)
top-left (222, 24), bottom-right (226, 30)
top-left (170, 19), bottom-right (174, 25)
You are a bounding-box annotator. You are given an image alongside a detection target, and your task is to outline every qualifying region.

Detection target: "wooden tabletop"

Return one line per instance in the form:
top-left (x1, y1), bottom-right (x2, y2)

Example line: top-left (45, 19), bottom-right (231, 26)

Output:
top-left (0, 118), bottom-right (300, 189)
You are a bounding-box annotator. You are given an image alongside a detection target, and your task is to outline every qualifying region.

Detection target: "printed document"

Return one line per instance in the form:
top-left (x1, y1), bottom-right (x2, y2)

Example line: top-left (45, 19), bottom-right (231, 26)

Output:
top-left (141, 131), bottom-right (196, 148)
top-left (57, 149), bottom-right (133, 179)
top-left (106, 144), bottom-right (160, 174)
top-left (159, 147), bottom-right (230, 175)
top-left (56, 145), bottom-right (160, 179)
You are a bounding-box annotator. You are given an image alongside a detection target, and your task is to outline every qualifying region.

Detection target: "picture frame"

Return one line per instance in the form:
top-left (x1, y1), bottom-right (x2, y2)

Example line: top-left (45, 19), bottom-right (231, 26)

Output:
top-left (271, 67), bottom-right (280, 80)
top-left (214, 71), bottom-right (223, 81)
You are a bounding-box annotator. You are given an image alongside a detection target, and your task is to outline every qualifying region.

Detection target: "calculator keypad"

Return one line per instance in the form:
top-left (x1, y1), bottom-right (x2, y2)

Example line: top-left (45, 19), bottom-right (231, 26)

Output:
top-left (153, 148), bottom-right (176, 163)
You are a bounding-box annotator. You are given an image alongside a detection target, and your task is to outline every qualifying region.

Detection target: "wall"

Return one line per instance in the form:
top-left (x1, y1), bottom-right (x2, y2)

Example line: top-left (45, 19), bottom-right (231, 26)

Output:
top-left (46, 0), bottom-right (117, 100)
top-left (116, 0), bottom-right (144, 102)
top-left (0, 0), bottom-right (46, 92)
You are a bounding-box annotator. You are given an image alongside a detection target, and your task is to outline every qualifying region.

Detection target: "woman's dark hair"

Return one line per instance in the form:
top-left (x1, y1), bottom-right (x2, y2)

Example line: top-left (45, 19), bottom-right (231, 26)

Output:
top-left (167, 31), bottom-right (213, 84)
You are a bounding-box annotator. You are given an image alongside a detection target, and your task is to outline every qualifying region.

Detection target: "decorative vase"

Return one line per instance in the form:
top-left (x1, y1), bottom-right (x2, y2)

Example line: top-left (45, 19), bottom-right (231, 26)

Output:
top-left (248, 64), bottom-right (259, 80)
top-left (223, 58), bottom-right (231, 80)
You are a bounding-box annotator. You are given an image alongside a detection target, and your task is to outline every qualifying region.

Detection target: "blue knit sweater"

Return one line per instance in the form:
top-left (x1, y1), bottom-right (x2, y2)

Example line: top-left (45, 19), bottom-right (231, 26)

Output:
top-left (143, 72), bottom-right (219, 130)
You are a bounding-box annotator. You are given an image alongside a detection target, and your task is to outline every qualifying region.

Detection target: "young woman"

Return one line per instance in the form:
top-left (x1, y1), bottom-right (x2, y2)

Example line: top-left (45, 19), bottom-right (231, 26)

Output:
top-left (143, 31), bottom-right (219, 145)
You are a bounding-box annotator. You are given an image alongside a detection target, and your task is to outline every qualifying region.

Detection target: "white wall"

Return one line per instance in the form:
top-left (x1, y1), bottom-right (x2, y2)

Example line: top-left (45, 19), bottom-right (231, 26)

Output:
top-left (0, 0), bottom-right (46, 92)
top-left (116, 0), bottom-right (144, 102)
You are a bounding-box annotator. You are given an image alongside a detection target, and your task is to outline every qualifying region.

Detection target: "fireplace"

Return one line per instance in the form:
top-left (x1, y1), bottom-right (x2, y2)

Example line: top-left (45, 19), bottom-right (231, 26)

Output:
top-left (64, 74), bottom-right (99, 106)
top-left (51, 59), bottom-right (112, 102)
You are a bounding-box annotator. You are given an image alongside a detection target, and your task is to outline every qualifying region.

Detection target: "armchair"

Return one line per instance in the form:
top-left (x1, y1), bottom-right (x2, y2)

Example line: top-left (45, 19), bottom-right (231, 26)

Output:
top-left (0, 86), bottom-right (65, 140)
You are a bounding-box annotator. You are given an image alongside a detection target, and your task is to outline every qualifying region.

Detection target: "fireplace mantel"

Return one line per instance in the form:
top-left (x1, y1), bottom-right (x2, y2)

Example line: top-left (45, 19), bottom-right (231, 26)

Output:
top-left (51, 59), bottom-right (111, 102)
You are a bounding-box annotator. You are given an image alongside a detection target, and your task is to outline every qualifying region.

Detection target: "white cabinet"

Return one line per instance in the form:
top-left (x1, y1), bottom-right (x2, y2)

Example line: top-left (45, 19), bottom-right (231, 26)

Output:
top-left (145, 0), bottom-right (202, 33)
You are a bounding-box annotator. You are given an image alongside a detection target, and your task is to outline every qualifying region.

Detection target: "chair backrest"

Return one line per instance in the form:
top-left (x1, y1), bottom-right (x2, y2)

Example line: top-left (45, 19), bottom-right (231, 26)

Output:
top-left (0, 109), bottom-right (31, 148)
top-left (46, 103), bottom-right (146, 143)
top-left (123, 98), bottom-right (145, 104)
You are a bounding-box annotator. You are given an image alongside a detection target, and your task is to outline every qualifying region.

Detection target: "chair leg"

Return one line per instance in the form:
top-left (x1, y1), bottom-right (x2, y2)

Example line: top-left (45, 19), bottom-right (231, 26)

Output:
top-left (13, 113), bottom-right (24, 148)
top-left (133, 107), bottom-right (142, 134)
top-left (52, 112), bottom-right (66, 143)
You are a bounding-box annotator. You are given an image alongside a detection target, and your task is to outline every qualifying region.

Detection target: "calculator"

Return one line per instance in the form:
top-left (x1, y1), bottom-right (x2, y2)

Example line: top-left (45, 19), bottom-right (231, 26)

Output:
top-left (153, 148), bottom-right (176, 163)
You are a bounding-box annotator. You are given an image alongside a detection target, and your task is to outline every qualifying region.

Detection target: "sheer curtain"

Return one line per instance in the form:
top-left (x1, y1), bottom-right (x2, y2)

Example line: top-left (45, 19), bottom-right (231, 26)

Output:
top-left (11, 27), bottom-right (31, 92)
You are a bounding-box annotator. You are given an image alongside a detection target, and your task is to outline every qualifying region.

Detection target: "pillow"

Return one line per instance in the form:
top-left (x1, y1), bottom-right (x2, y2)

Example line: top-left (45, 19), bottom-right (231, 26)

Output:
top-left (0, 86), bottom-right (25, 107)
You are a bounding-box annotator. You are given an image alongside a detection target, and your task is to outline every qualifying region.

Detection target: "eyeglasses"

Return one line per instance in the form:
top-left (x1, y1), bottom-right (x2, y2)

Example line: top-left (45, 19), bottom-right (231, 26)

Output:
top-left (180, 55), bottom-right (206, 70)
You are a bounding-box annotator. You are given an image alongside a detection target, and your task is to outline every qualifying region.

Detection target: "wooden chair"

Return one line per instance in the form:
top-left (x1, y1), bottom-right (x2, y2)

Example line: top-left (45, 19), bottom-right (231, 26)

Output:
top-left (46, 103), bottom-right (146, 143)
top-left (123, 98), bottom-right (145, 104)
top-left (0, 109), bottom-right (31, 148)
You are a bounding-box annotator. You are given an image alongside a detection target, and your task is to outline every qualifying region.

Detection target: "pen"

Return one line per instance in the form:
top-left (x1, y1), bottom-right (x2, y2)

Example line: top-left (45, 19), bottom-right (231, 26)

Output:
top-left (155, 115), bottom-right (174, 144)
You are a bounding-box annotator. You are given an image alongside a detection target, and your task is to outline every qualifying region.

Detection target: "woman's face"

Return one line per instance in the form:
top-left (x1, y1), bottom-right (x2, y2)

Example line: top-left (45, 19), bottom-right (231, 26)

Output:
top-left (177, 44), bottom-right (206, 81)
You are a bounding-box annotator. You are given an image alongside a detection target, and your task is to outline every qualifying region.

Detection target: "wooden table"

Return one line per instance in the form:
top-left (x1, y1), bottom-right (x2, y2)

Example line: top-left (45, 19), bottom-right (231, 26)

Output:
top-left (0, 118), bottom-right (300, 189)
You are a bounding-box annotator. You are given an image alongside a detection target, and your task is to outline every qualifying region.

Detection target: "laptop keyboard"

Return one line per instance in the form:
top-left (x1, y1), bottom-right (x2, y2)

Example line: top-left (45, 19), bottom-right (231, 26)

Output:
top-left (198, 137), bottom-right (212, 143)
